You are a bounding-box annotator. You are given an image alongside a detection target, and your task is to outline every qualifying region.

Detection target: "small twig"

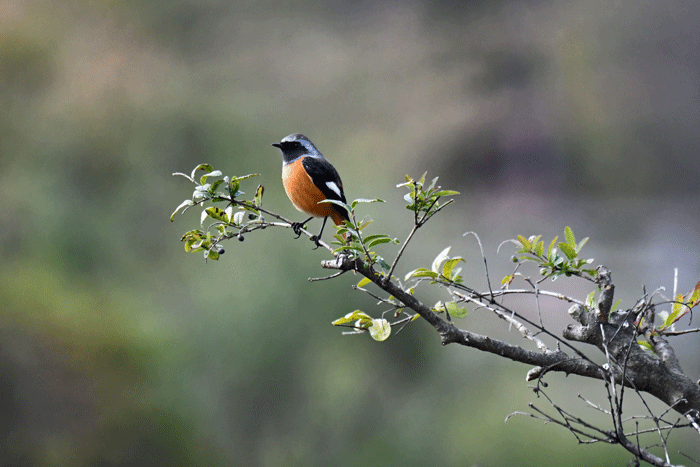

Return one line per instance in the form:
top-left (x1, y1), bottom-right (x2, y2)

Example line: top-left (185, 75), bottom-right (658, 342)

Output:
top-left (309, 270), bottom-right (348, 281)
top-left (385, 224), bottom-right (421, 284)
top-left (463, 231), bottom-right (494, 301)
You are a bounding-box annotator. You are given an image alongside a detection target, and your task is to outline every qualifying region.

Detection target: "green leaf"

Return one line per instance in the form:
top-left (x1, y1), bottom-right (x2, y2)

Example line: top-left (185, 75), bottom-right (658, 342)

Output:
top-left (190, 163), bottom-right (214, 181)
top-left (170, 199), bottom-right (195, 221)
top-left (688, 281), bottom-right (700, 307)
top-left (350, 198), bottom-right (385, 209)
top-left (254, 184), bottom-right (265, 206)
top-left (357, 277), bottom-right (372, 287)
top-left (610, 299), bottom-right (621, 313)
top-left (431, 246), bottom-right (451, 273)
top-left (426, 176), bottom-right (439, 192)
top-left (366, 237), bottom-right (394, 249)
top-left (234, 173), bottom-right (260, 181)
top-left (369, 319), bottom-right (391, 341)
top-left (332, 310), bottom-right (373, 327)
top-left (442, 257), bottom-right (463, 280)
top-left (534, 240), bottom-right (544, 257)
top-left (585, 290), bottom-right (596, 309)
top-left (205, 248), bottom-right (220, 260)
top-left (200, 170), bottom-right (222, 185)
top-left (318, 199), bottom-right (351, 211)
top-left (229, 179), bottom-right (240, 197)
top-left (564, 226), bottom-right (576, 248)
top-left (547, 236), bottom-right (558, 258)
top-left (576, 237), bottom-right (589, 253)
top-left (637, 340), bottom-right (654, 352)
top-left (404, 268), bottom-right (439, 281)
top-left (516, 235), bottom-right (531, 250)
top-left (205, 207), bottom-right (227, 222)
top-left (501, 275), bottom-right (513, 285)
top-left (431, 190), bottom-right (460, 197)
top-left (445, 300), bottom-right (467, 319)
top-left (558, 242), bottom-right (576, 260)
top-left (672, 292), bottom-right (683, 316)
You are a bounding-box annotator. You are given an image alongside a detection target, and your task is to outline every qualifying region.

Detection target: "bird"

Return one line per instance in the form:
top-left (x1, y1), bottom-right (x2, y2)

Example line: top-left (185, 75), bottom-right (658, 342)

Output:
top-left (272, 133), bottom-right (350, 247)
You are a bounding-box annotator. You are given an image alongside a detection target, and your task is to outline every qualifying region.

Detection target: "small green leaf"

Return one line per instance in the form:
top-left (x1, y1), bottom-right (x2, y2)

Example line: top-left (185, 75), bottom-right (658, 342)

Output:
top-left (444, 300), bottom-right (467, 319)
top-left (672, 292), bottom-right (683, 315)
top-left (191, 163), bottom-right (214, 181)
top-left (637, 340), bottom-right (654, 352)
top-left (366, 237), bottom-right (394, 249)
top-left (564, 226), bottom-right (576, 248)
top-left (501, 275), bottom-right (513, 285)
top-left (205, 248), bottom-right (220, 260)
top-left (558, 242), bottom-right (576, 260)
top-left (332, 310), bottom-right (373, 327)
top-left (357, 277), bottom-right (372, 287)
top-left (404, 268), bottom-right (439, 281)
top-left (431, 246), bottom-right (451, 273)
top-left (534, 240), bottom-right (544, 257)
top-left (516, 235), bottom-right (531, 250)
top-left (205, 207), bottom-right (227, 222)
top-left (688, 281), bottom-right (700, 307)
top-left (229, 179), bottom-right (240, 197)
top-left (610, 300), bottom-right (621, 314)
top-left (576, 237), bottom-right (589, 253)
top-left (201, 169), bottom-right (221, 184)
top-left (350, 198), bottom-right (385, 209)
top-left (318, 199), bottom-right (351, 211)
top-left (585, 290), bottom-right (596, 309)
top-left (442, 257), bottom-right (463, 280)
top-left (547, 236), bottom-right (558, 257)
top-left (253, 184), bottom-right (264, 207)
top-left (431, 190), bottom-right (460, 197)
top-left (369, 319), bottom-right (391, 341)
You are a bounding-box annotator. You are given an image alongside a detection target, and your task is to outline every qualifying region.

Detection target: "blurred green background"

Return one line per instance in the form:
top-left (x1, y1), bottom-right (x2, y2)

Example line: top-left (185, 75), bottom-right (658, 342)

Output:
top-left (2, 0), bottom-right (700, 465)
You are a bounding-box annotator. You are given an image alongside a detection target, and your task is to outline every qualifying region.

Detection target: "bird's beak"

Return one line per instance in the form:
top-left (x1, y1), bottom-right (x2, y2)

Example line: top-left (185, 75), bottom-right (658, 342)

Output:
top-left (271, 143), bottom-right (282, 148)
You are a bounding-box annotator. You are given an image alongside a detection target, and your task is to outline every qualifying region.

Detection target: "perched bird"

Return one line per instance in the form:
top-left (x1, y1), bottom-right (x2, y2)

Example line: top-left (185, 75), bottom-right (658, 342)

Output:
top-left (272, 133), bottom-right (349, 247)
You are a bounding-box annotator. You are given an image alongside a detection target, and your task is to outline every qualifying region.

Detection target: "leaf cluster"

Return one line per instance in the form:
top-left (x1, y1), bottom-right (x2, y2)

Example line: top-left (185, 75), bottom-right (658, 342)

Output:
top-left (397, 172), bottom-right (459, 226)
top-left (504, 226), bottom-right (596, 284)
top-left (170, 164), bottom-right (263, 260)
top-left (651, 281), bottom-right (700, 336)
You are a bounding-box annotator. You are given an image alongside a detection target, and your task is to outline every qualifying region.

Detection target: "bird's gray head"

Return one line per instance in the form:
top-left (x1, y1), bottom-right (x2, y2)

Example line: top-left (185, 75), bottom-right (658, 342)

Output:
top-left (272, 133), bottom-right (323, 163)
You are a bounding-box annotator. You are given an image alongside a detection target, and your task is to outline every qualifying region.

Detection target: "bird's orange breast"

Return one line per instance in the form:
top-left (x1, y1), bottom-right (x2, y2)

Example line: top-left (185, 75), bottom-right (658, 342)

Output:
top-left (282, 158), bottom-right (346, 225)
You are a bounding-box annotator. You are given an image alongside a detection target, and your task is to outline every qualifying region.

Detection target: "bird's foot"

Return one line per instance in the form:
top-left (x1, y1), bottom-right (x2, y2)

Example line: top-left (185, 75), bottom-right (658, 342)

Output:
top-left (291, 222), bottom-right (305, 238)
top-left (310, 235), bottom-right (321, 249)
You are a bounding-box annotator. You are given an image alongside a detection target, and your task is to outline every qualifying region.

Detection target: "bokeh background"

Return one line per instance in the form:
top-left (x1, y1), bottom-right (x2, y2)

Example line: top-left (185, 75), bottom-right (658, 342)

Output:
top-left (2, 0), bottom-right (700, 465)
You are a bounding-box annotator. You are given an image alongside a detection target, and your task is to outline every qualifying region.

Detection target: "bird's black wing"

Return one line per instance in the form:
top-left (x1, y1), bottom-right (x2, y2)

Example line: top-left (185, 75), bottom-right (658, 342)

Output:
top-left (302, 157), bottom-right (349, 221)
top-left (302, 157), bottom-right (347, 203)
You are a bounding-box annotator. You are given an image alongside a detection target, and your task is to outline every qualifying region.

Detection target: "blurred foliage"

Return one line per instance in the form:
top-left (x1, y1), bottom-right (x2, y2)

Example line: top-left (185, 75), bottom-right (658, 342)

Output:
top-left (1, 0), bottom-right (698, 465)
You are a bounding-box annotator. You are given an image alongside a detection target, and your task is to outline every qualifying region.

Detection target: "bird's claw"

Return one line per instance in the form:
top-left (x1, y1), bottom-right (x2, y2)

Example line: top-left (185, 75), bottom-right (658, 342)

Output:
top-left (291, 222), bottom-right (305, 238)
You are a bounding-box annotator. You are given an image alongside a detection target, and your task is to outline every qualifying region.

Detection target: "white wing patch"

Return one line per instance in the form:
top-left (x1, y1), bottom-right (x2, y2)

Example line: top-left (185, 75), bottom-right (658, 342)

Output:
top-left (326, 181), bottom-right (342, 199)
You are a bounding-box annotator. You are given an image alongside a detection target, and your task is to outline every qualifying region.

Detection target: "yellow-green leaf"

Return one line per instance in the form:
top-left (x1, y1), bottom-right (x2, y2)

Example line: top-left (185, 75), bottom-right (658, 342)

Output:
top-left (332, 310), bottom-right (373, 327)
top-left (205, 207), bottom-right (227, 222)
top-left (517, 235), bottom-right (530, 250)
top-left (442, 257), bottom-right (464, 280)
top-left (564, 226), bottom-right (576, 248)
top-left (431, 246), bottom-right (451, 273)
top-left (357, 277), bottom-right (372, 287)
top-left (445, 300), bottom-right (467, 319)
top-left (369, 319), bottom-right (391, 341)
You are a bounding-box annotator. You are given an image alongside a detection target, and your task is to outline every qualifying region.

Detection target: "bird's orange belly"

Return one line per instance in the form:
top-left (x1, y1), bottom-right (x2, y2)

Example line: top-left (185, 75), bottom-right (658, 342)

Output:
top-left (282, 160), bottom-right (341, 221)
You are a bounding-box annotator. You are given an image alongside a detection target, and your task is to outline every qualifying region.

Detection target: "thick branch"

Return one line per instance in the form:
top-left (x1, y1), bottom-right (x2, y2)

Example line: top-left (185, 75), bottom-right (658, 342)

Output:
top-left (564, 304), bottom-right (700, 421)
top-left (323, 256), bottom-right (602, 379)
